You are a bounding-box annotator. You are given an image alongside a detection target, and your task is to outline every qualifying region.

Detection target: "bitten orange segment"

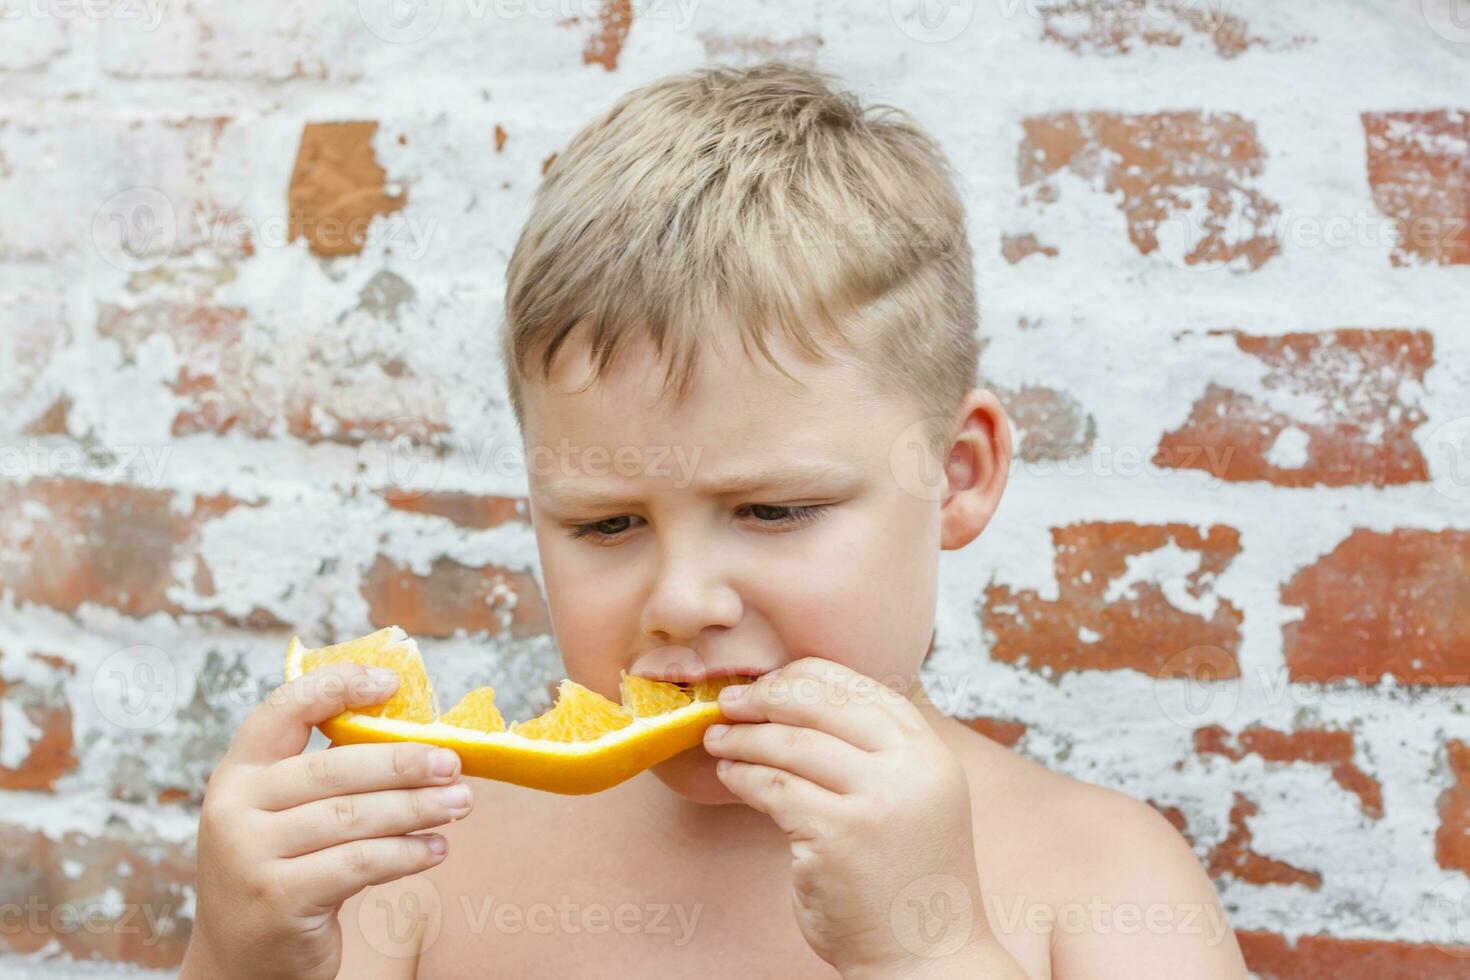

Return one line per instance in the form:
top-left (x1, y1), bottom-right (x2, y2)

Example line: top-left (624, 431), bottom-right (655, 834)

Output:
top-left (297, 626), bottom-right (437, 723)
top-left (283, 627), bottom-right (730, 795)
top-left (439, 687), bottom-right (506, 733)
top-left (688, 675), bottom-right (752, 701)
top-left (509, 680), bottom-right (634, 742)
top-left (619, 671), bottom-right (693, 716)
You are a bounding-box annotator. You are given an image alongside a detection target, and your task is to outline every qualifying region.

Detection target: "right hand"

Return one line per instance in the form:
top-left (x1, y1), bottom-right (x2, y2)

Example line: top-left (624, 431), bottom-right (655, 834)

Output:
top-left (183, 662), bottom-right (473, 980)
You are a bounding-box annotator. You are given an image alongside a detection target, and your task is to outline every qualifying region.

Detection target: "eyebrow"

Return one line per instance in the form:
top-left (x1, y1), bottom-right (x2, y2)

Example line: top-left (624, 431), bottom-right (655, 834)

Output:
top-left (535, 462), bottom-right (864, 511)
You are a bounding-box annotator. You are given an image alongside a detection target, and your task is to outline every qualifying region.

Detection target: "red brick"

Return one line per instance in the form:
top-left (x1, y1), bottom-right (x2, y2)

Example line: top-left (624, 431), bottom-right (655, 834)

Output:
top-left (1155, 329), bottom-right (1432, 487)
top-left (99, 6), bottom-right (348, 81)
top-left (1281, 530), bottom-right (1470, 685)
top-left (1239, 930), bottom-right (1470, 977)
top-left (1362, 110), bottom-right (1470, 266)
top-left (23, 396), bottom-right (71, 437)
top-left (0, 291), bottom-right (70, 434)
top-left (288, 121), bottom-right (405, 258)
top-left (0, 116), bottom-right (247, 265)
top-left (0, 821), bottom-right (193, 968)
top-left (1148, 801), bottom-right (1190, 837)
top-left (1000, 233), bottom-right (1059, 264)
top-left (1437, 740), bottom-right (1470, 874)
top-left (0, 18), bottom-right (66, 73)
top-left (380, 490), bottom-right (528, 529)
top-left (698, 32), bottom-right (823, 65)
top-left (964, 717), bottom-right (1028, 748)
top-left (1207, 793), bottom-right (1321, 889)
top-left (1036, 0), bottom-right (1287, 58)
top-left (0, 652), bottom-right (77, 792)
top-left (99, 302), bottom-right (447, 444)
top-left (982, 523), bottom-right (1242, 676)
top-left (1196, 725), bottom-right (1383, 819)
top-left (0, 478), bottom-right (275, 626)
top-left (578, 0), bottom-right (632, 71)
top-left (1019, 111), bottom-right (1280, 269)
top-left (361, 556), bottom-right (551, 639)
top-left (995, 384), bottom-right (1096, 462)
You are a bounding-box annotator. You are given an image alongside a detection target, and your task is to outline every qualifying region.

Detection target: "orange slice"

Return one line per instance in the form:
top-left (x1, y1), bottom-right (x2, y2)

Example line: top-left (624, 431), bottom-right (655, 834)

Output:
top-left (283, 627), bottom-right (731, 795)
top-left (687, 675), bottom-right (753, 701)
top-left (620, 672), bottom-right (692, 716)
top-left (439, 687), bottom-right (506, 733)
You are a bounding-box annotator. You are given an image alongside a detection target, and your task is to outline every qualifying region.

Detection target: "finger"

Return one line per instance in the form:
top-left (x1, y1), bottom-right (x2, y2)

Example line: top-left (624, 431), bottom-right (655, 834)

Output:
top-left (715, 760), bottom-right (843, 840)
top-left (717, 659), bottom-right (911, 750)
top-left (253, 741), bottom-right (461, 811)
top-left (787, 657), bottom-right (928, 730)
top-left (270, 784), bottom-right (474, 858)
top-left (276, 833), bottom-right (448, 910)
top-left (227, 662), bottom-right (400, 767)
top-left (702, 722), bottom-right (868, 794)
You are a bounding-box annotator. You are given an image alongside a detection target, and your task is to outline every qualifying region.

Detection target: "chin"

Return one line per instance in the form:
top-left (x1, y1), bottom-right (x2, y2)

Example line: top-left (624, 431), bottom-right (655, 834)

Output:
top-left (648, 744), bottom-right (742, 805)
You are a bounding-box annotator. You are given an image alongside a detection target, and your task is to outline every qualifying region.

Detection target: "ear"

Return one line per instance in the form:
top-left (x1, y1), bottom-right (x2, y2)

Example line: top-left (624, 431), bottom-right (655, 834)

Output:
top-left (940, 389), bottom-right (1012, 550)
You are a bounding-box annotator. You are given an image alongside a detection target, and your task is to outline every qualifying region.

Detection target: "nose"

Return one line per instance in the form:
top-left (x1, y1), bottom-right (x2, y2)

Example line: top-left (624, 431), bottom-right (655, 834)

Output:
top-left (639, 539), bottom-right (742, 644)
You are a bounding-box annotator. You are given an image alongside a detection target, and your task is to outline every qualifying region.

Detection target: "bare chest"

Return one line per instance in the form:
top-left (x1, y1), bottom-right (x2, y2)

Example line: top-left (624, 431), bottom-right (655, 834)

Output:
top-left (415, 779), bottom-right (840, 979)
top-left (413, 768), bottom-right (1055, 980)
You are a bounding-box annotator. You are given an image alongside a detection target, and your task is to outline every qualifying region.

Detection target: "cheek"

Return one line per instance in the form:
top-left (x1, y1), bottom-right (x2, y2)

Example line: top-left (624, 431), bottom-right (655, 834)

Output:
top-left (534, 528), bottom-right (644, 676)
top-left (751, 501), bottom-right (939, 677)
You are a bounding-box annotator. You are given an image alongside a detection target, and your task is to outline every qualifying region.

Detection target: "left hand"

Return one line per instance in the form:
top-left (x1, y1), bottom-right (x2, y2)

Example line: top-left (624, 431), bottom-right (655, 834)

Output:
top-left (703, 657), bottom-right (996, 977)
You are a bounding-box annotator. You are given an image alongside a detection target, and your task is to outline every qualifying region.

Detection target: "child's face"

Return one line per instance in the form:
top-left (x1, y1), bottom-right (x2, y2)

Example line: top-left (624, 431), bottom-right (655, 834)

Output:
top-left (521, 331), bottom-right (987, 805)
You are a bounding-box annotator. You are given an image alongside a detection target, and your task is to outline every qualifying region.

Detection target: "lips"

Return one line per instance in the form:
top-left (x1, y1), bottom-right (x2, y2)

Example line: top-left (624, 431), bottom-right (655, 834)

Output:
top-left (633, 666), bottom-right (773, 685)
top-left (626, 644), bottom-right (777, 685)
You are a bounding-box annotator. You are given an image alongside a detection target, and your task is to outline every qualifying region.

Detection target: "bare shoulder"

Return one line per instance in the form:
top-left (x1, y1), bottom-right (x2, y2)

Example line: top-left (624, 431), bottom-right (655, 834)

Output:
top-left (945, 723), bottom-right (1248, 979)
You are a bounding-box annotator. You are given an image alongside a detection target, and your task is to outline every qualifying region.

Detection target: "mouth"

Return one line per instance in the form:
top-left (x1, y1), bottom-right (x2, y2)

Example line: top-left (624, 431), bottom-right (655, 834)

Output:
top-left (633, 666), bottom-right (774, 686)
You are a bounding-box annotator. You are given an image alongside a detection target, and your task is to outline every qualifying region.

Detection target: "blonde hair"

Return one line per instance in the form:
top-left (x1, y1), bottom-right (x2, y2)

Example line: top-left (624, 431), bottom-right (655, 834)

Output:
top-left (501, 61), bottom-right (979, 447)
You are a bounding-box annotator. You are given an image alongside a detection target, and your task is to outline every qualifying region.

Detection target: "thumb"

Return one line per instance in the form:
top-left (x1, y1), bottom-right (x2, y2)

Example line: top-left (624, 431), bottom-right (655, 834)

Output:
top-left (226, 661), bottom-right (400, 766)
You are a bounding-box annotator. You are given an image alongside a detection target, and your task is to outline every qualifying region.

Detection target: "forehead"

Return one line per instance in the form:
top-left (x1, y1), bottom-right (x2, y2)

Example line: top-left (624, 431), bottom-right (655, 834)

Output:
top-left (521, 330), bottom-right (899, 481)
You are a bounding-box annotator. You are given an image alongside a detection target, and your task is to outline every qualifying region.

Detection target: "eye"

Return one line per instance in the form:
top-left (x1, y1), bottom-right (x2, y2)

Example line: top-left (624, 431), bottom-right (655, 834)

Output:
top-left (740, 503), bottom-right (829, 529)
top-left (567, 504), bottom-right (830, 543)
top-left (568, 515), bottom-right (641, 542)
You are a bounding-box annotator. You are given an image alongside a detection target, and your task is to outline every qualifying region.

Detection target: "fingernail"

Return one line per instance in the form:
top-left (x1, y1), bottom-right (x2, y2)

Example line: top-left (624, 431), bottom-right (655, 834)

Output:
top-left (705, 724), bottom-right (729, 740)
top-left (367, 668), bottom-right (399, 689)
top-left (440, 784), bottom-right (472, 811)
top-left (716, 758), bottom-right (732, 773)
top-left (426, 835), bottom-right (447, 855)
top-left (719, 684), bottom-right (748, 702)
top-left (430, 749), bottom-right (459, 777)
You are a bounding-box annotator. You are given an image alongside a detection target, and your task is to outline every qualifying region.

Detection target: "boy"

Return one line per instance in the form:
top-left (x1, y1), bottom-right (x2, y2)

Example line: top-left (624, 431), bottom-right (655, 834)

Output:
top-left (184, 63), bottom-right (1247, 978)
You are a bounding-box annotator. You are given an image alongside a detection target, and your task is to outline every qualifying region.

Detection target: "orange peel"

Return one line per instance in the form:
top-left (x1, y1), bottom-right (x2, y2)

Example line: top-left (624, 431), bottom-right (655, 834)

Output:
top-left (283, 626), bottom-right (741, 795)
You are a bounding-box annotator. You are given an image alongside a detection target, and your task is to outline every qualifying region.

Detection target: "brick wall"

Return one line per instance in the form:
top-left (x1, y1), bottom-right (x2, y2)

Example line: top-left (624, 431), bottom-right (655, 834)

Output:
top-left (1, 1), bottom-right (1468, 975)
